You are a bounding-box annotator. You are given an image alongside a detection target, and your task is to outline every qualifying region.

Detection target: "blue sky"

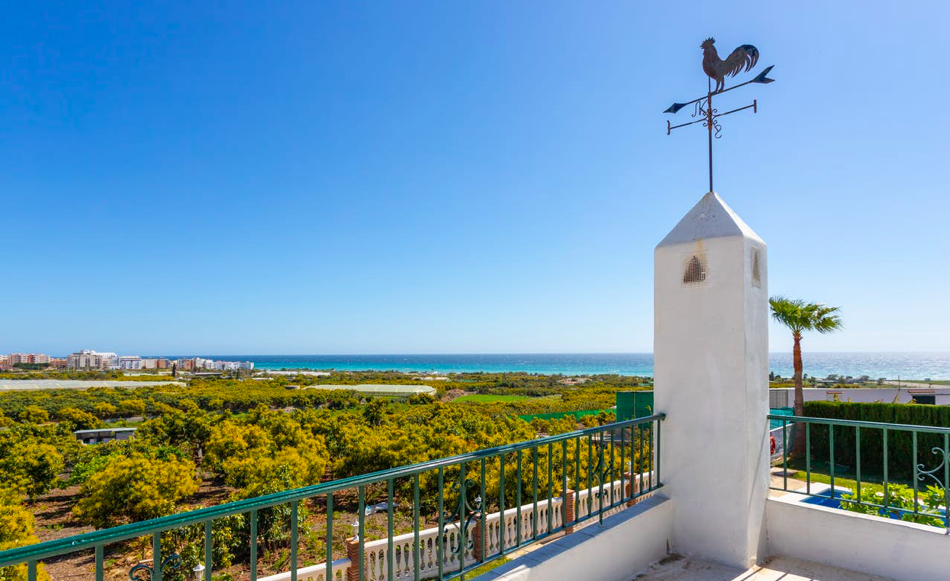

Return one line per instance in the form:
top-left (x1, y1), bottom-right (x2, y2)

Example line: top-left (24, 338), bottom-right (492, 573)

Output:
top-left (2, 1), bottom-right (948, 355)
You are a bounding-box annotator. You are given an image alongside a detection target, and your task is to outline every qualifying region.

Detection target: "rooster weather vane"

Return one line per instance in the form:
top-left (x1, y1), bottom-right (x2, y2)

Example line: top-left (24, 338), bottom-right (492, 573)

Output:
top-left (665, 38), bottom-right (775, 192)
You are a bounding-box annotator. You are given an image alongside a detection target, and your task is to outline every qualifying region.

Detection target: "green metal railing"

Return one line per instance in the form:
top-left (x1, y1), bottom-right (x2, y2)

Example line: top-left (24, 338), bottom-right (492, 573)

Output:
top-left (0, 414), bottom-right (664, 581)
top-left (769, 414), bottom-right (949, 530)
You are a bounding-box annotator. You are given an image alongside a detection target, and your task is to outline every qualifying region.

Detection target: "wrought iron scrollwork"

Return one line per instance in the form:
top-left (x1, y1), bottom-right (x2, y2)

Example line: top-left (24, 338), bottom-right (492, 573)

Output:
top-left (589, 435), bottom-right (615, 503)
top-left (129, 554), bottom-right (182, 581)
top-left (692, 99), bottom-right (723, 139)
top-left (917, 446), bottom-right (950, 495)
top-left (439, 475), bottom-right (482, 555)
top-left (691, 100), bottom-right (702, 119)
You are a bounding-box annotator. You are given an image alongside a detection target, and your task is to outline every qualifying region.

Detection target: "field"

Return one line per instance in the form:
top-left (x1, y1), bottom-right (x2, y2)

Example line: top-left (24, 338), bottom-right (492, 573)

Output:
top-left (453, 393), bottom-right (532, 403)
top-left (0, 369), bottom-right (650, 581)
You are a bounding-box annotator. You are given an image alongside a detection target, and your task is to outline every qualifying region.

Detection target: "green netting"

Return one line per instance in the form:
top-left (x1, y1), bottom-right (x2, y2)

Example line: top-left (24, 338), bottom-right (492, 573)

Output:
top-left (517, 409), bottom-right (611, 422)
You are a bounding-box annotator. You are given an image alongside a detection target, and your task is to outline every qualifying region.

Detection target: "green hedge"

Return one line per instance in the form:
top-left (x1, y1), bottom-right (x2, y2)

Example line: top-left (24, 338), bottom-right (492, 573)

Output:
top-left (801, 401), bottom-right (950, 481)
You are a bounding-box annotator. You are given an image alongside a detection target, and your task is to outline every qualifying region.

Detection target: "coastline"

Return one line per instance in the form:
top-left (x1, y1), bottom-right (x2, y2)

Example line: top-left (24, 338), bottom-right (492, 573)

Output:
top-left (142, 352), bottom-right (950, 380)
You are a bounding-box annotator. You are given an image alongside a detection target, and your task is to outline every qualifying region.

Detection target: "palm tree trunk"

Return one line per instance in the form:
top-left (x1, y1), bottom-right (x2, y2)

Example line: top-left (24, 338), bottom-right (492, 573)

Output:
top-left (792, 333), bottom-right (806, 457)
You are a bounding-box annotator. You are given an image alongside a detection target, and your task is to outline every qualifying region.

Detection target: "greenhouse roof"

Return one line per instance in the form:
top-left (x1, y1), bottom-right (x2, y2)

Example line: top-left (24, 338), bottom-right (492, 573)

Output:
top-left (305, 383), bottom-right (436, 396)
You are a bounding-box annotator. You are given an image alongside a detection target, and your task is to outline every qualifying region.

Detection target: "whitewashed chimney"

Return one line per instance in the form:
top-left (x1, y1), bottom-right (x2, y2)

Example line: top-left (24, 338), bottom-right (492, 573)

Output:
top-left (654, 191), bottom-right (769, 568)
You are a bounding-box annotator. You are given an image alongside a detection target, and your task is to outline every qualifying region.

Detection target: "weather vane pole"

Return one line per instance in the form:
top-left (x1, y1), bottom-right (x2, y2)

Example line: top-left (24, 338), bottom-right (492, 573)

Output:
top-left (665, 38), bottom-right (775, 192)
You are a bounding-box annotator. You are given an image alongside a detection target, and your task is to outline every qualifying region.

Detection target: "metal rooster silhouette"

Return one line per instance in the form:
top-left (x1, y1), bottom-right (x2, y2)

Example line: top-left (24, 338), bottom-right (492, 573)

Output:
top-left (700, 38), bottom-right (759, 93)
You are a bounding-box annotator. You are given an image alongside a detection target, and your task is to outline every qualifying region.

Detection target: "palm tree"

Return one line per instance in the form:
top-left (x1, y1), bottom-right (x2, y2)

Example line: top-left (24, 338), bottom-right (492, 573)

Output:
top-left (769, 296), bottom-right (843, 456)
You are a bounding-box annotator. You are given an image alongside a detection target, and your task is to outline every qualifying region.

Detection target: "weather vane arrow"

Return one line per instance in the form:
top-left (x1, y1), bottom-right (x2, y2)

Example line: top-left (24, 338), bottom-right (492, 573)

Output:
top-left (664, 38), bottom-right (775, 192)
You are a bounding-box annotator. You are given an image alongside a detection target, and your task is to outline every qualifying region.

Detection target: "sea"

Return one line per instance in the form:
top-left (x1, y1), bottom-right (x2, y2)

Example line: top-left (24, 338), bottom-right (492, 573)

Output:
top-left (183, 353), bottom-right (950, 380)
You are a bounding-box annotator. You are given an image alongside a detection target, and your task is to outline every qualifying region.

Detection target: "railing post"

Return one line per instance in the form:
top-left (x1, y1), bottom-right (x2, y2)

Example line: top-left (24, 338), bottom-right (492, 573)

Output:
top-left (472, 517), bottom-right (484, 561)
top-left (562, 489), bottom-right (576, 534)
top-left (624, 471), bottom-right (637, 507)
top-left (345, 533), bottom-right (360, 581)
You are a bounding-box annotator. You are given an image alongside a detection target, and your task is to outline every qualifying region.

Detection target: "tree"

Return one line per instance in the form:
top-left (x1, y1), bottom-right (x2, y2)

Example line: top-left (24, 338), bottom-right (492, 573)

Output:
top-left (0, 442), bottom-right (64, 501)
top-left (72, 453), bottom-right (199, 528)
top-left (93, 402), bottom-right (118, 419)
top-left (18, 406), bottom-right (48, 424)
top-left (362, 398), bottom-right (389, 427)
top-left (769, 296), bottom-right (843, 456)
top-left (119, 399), bottom-right (147, 417)
top-left (54, 407), bottom-right (103, 430)
top-left (0, 487), bottom-right (50, 581)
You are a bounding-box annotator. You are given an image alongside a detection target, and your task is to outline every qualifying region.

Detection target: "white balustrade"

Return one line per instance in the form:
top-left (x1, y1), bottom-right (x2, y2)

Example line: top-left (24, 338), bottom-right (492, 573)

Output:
top-left (259, 558), bottom-right (351, 581)
top-left (266, 476), bottom-right (651, 581)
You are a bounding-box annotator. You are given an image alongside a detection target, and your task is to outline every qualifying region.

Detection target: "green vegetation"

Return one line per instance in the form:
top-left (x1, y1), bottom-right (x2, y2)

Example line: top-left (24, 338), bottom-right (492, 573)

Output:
top-left (0, 369), bottom-right (651, 579)
top-left (453, 394), bottom-right (532, 403)
top-left (842, 483), bottom-right (946, 527)
top-left (800, 401), bottom-right (950, 481)
top-left (0, 488), bottom-right (49, 581)
top-left (73, 453), bottom-right (199, 528)
top-left (795, 471), bottom-right (947, 528)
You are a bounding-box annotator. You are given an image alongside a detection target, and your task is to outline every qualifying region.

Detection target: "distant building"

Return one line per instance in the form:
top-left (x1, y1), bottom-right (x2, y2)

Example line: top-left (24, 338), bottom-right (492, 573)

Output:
top-left (118, 356), bottom-right (144, 370)
top-left (74, 427), bottom-right (137, 445)
top-left (176, 359), bottom-right (196, 371)
top-left (194, 358), bottom-right (214, 370)
top-left (0, 355), bottom-right (8, 369)
top-left (8, 353), bottom-right (50, 365)
top-left (67, 350), bottom-right (117, 370)
top-left (49, 357), bottom-right (68, 368)
top-left (100, 353), bottom-right (118, 369)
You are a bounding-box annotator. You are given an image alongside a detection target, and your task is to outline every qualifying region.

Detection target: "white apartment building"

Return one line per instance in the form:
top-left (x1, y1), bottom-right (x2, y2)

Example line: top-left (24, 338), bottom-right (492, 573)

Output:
top-left (67, 350), bottom-right (102, 369)
top-left (100, 352), bottom-right (118, 369)
top-left (67, 350), bottom-right (115, 370)
top-left (8, 353), bottom-right (51, 365)
top-left (211, 360), bottom-right (254, 371)
top-left (117, 356), bottom-right (144, 370)
top-left (194, 358), bottom-right (215, 370)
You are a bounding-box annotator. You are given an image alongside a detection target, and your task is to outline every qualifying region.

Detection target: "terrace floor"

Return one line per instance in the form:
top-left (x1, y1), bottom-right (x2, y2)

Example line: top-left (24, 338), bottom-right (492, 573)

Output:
top-left (630, 555), bottom-right (897, 581)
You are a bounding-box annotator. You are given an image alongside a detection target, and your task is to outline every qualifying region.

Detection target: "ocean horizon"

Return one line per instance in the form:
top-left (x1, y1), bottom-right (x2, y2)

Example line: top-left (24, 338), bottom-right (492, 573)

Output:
top-left (153, 353), bottom-right (950, 380)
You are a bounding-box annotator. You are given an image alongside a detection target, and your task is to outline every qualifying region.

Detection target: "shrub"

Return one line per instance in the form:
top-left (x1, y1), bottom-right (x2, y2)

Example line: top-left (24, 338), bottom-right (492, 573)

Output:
top-left (54, 407), bottom-right (103, 430)
top-left (72, 453), bottom-right (199, 528)
top-left (0, 487), bottom-right (50, 581)
top-left (802, 401), bottom-right (950, 481)
top-left (0, 442), bottom-right (64, 501)
top-left (18, 406), bottom-right (48, 424)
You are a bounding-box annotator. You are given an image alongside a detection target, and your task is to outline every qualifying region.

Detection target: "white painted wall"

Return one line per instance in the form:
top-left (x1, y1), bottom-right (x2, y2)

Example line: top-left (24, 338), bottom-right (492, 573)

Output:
top-left (472, 496), bottom-right (673, 581)
top-left (653, 192), bottom-right (770, 570)
top-left (771, 387), bottom-right (950, 405)
top-left (766, 496), bottom-right (950, 581)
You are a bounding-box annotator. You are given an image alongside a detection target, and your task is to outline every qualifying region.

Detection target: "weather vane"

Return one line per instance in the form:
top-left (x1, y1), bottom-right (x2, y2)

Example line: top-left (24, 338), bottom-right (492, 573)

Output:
top-left (665, 38), bottom-right (775, 192)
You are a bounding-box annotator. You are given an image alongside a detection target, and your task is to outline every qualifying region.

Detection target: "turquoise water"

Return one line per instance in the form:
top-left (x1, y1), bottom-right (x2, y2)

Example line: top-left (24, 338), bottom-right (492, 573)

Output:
top-left (174, 353), bottom-right (950, 379)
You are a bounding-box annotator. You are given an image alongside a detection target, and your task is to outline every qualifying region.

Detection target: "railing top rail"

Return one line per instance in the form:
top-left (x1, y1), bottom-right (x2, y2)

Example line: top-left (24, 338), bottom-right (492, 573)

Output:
top-left (768, 414), bottom-right (950, 435)
top-left (0, 413), bottom-right (665, 566)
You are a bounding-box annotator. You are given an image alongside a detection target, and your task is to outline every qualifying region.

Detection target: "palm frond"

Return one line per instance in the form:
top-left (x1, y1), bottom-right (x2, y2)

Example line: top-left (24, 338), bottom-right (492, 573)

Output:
top-left (770, 296), bottom-right (843, 335)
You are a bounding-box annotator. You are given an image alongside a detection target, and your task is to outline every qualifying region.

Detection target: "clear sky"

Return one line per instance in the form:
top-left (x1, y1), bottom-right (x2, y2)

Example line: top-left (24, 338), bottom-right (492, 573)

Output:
top-left (2, 1), bottom-right (948, 356)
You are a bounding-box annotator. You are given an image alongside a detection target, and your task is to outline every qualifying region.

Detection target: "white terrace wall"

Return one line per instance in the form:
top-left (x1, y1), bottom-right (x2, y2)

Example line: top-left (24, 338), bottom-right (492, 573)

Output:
top-left (770, 387), bottom-right (950, 405)
top-left (766, 495), bottom-right (950, 581)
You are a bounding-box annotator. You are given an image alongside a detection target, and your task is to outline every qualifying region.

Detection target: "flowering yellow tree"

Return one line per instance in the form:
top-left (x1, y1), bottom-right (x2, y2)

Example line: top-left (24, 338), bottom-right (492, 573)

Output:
top-left (72, 453), bottom-right (199, 529)
top-left (0, 487), bottom-right (49, 581)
